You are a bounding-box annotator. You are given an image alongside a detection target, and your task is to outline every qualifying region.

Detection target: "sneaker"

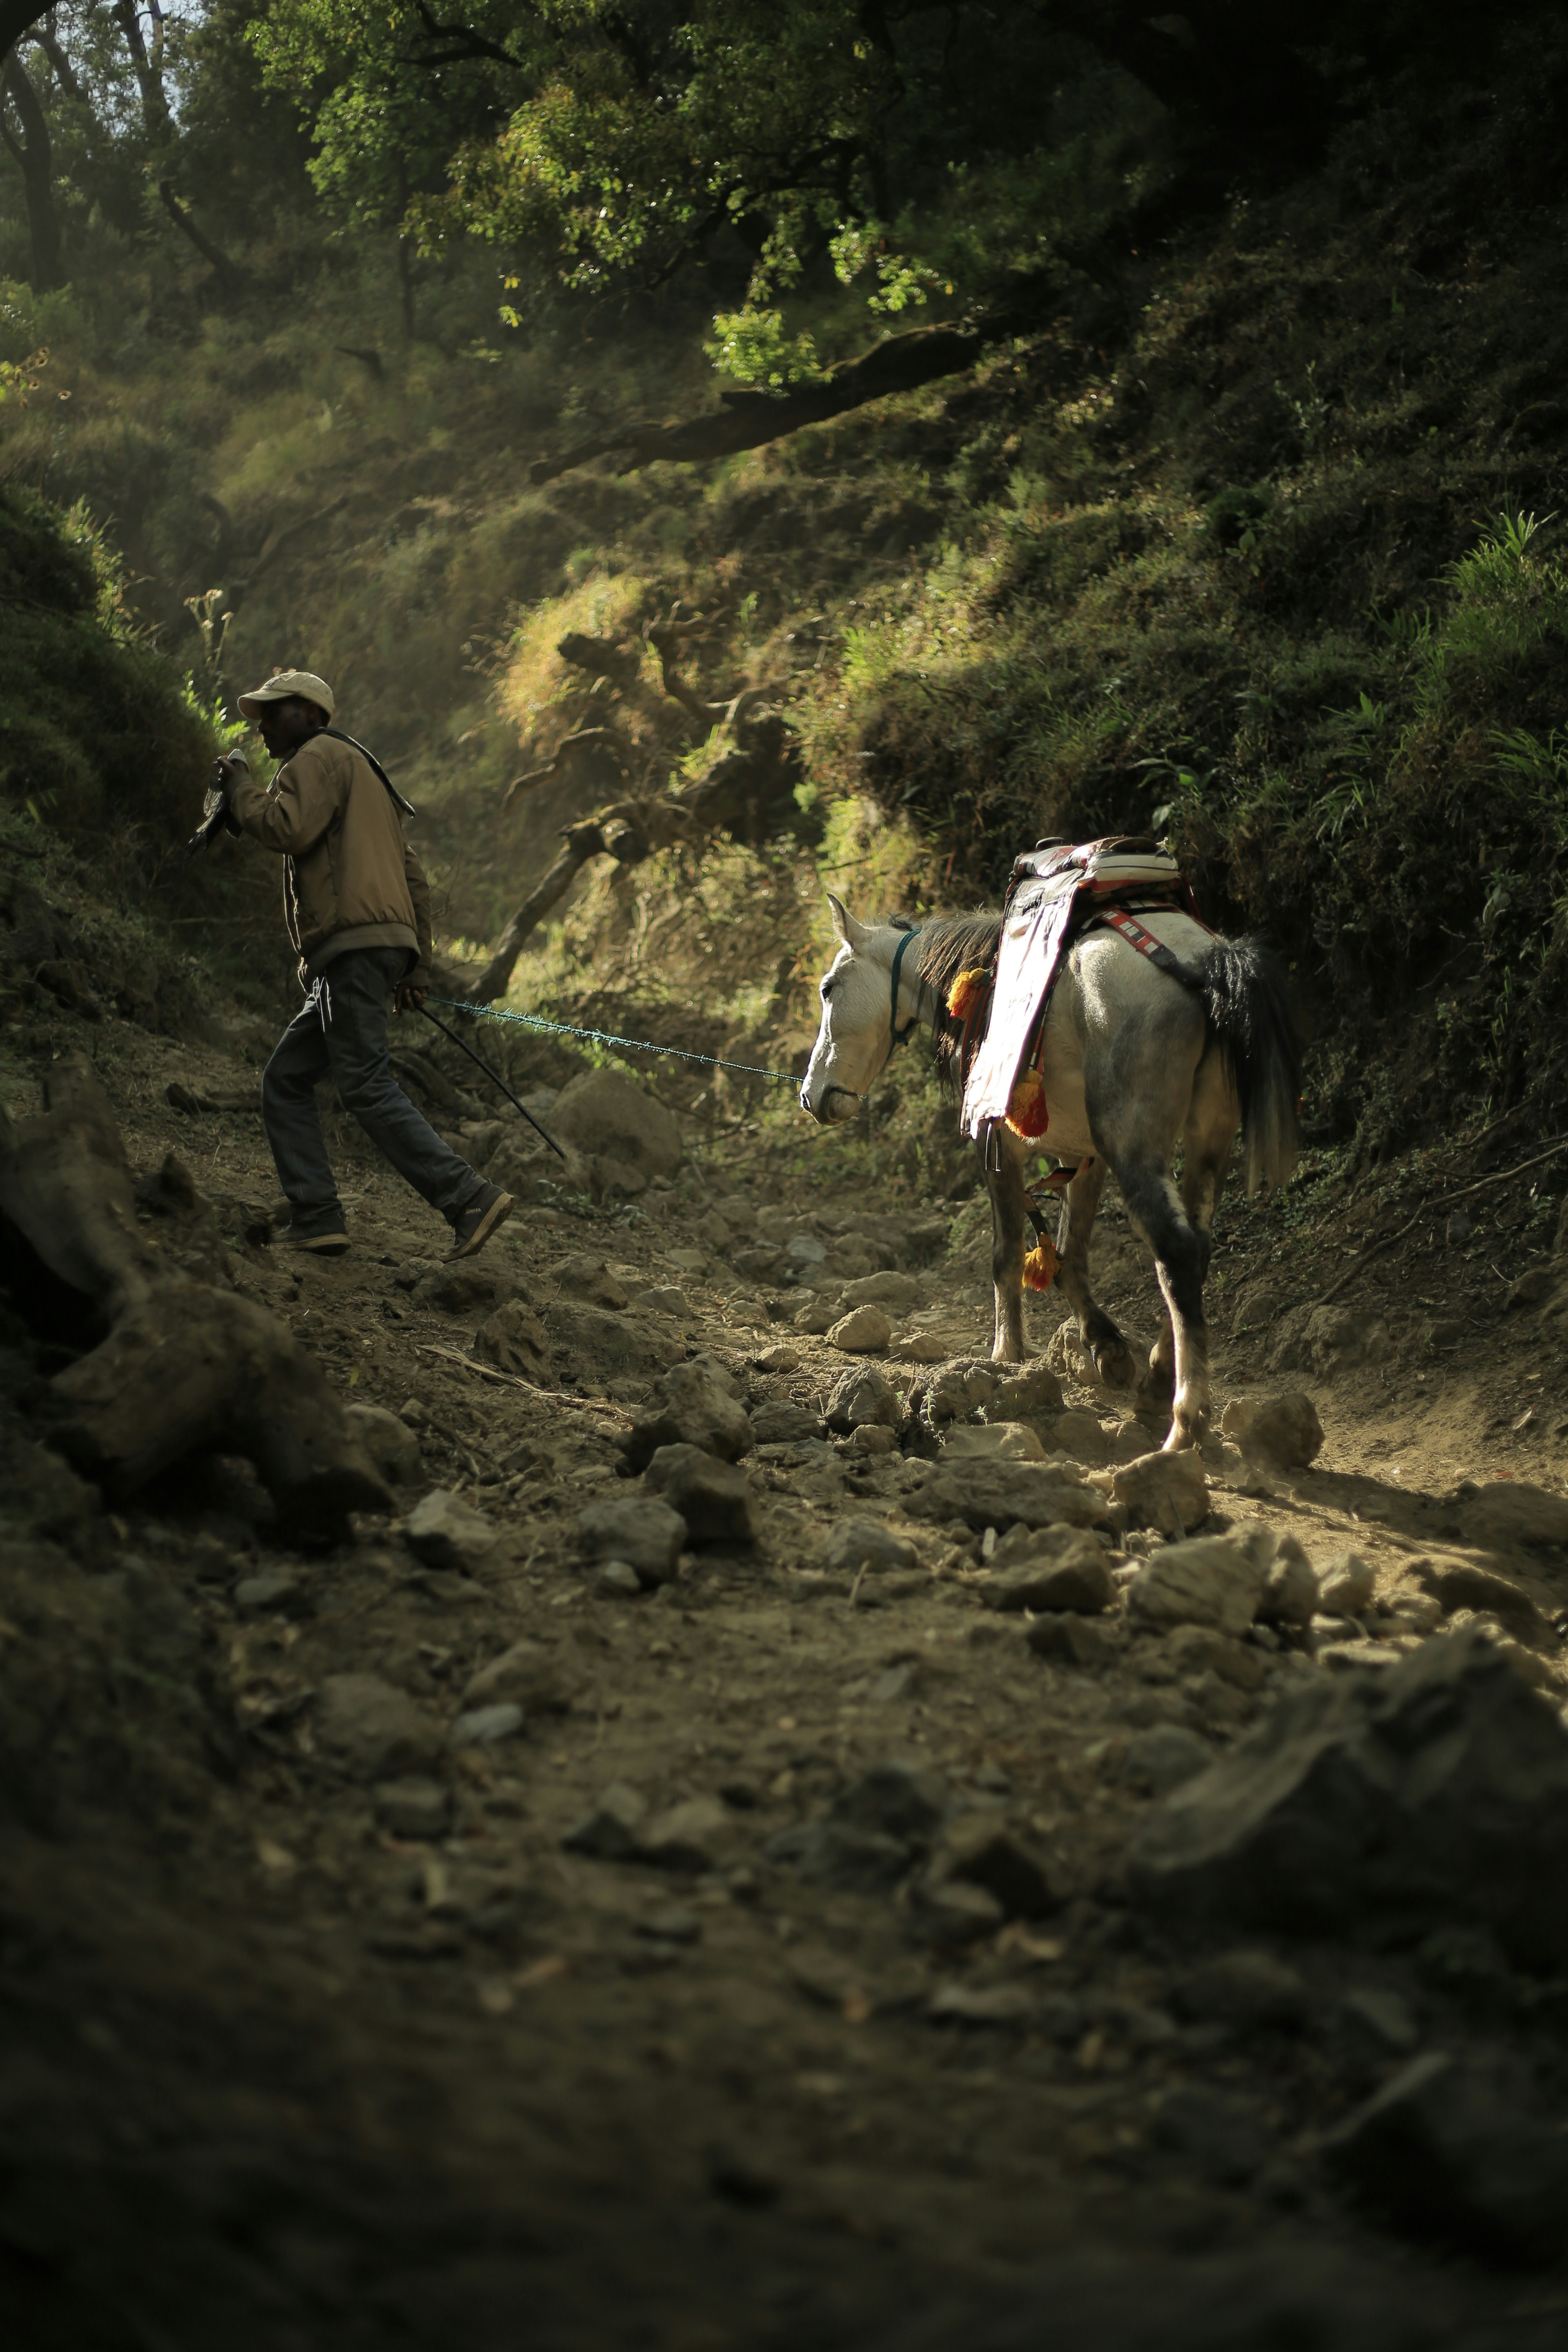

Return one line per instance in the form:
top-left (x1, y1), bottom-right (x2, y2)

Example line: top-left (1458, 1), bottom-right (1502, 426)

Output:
top-left (284, 1209), bottom-right (350, 1256)
top-left (450, 1183), bottom-right (514, 1259)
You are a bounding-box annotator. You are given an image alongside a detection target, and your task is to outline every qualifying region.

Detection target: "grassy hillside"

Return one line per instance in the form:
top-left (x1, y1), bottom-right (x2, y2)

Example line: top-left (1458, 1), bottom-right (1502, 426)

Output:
top-left (4, 14), bottom-right (1568, 1168)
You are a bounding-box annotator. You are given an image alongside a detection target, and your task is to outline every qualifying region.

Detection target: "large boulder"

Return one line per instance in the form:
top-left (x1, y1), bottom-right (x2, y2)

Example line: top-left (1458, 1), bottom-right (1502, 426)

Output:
top-left (1129, 1630), bottom-right (1568, 1969)
top-left (621, 1358), bottom-right (753, 1471)
top-left (550, 1067), bottom-right (683, 1180)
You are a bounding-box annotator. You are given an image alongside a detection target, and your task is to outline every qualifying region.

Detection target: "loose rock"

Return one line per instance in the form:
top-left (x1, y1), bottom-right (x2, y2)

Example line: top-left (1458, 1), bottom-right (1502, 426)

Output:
top-left (768, 1821), bottom-right (911, 1893)
top-left (1110, 1449), bottom-right (1210, 1534)
top-left (944, 1423), bottom-right (1045, 1463)
top-left (405, 1489), bottom-right (497, 1574)
top-left (316, 1674), bottom-right (442, 1782)
top-left (1165, 1623), bottom-right (1269, 1690)
top-left (463, 1638), bottom-right (577, 1715)
top-left (448, 1701), bottom-right (524, 1749)
top-left (550, 1068), bottom-right (683, 1180)
top-left (1026, 1613), bottom-right (1121, 1668)
top-left (987, 1363), bottom-right (1066, 1422)
top-left (824, 1363), bottom-right (903, 1434)
top-left (576, 1494), bottom-right (687, 1586)
top-left (550, 1254), bottom-right (630, 1310)
top-left (917, 1359), bottom-right (998, 1425)
top-left (1243, 1526), bottom-right (1321, 1626)
top-left (1048, 1409), bottom-right (1111, 1466)
top-left (982, 1536), bottom-right (1116, 1616)
top-left (749, 1400), bottom-right (825, 1446)
top-left (1317, 2050), bottom-right (1568, 2264)
top-left (927, 1819), bottom-right (1062, 1919)
top-left (643, 1443), bottom-right (760, 1545)
top-left (1423, 1561), bottom-right (1549, 1643)
top-left (374, 1778), bottom-right (452, 1840)
top-left (561, 1783), bottom-right (648, 1861)
top-left (412, 1262), bottom-right (515, 1316)
top-left (1316, 1549), bottom-right (1375, 1619)
top-left (1174, 1949), bottom-right (1310, 2031)
top-left (1116, 1724), bottom-right (1214, 1795)
top-left (1125, 1535), bottom-right (1265, 1638)
top-left (821, 1517), bottom-right (918, 1576)
top-left (831, 1760), bottom-right (949, 1843)
top-left (838, 1272), bottom-right (922, 1314)
top-left (828, 1305), bottom-right (893, 1354)
top-left (640, 1795), bottom-right (733, 1872)
top-left (906, 1461), bottom-right (1111, 1535)
top-left (1233, 1391), bottom-right (1324, 1471)
top-left (1457, 1480), bottom-right (1568, 1552)
top-left (473, 1301), bottom-right (551, 1378)
top-left (344, 1402), bottom-right (423, 1486)
top-left (1130, 1628), bottom-right (1568, 1966)
top-left (621, 1359), bottom-right (753, 1471)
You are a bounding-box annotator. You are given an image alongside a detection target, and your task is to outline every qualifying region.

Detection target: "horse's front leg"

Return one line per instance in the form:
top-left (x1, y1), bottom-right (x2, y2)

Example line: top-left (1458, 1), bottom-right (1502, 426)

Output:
top-left (1054, 1155), bottom-right (1138, 1390)
top-left (985, 1134), bottom-right (1029, 1363)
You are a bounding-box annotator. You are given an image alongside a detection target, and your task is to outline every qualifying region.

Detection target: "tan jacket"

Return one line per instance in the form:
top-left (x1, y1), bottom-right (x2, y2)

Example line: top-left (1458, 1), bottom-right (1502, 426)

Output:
top-left (229, 733), bottom-right (432, 987)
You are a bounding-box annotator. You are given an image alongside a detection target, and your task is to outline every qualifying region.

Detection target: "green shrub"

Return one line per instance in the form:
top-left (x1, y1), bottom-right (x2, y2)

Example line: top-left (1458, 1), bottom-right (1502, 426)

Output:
top-left (0, 485), bottom-right (216, 855)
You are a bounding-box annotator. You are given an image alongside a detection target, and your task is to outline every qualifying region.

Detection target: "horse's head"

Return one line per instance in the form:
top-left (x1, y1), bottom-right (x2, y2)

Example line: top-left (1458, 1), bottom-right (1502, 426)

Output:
top-left (799, 894), bottom-right (916, 1125)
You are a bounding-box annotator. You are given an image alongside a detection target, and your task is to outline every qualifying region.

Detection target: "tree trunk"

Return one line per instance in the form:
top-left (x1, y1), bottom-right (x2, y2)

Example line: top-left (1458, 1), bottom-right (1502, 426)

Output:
top-left (0, 49), bottom-right (63, 291)
top-left (0, 1058), bottom-right (390, 1536)
top-left (158, 178), bottom-right (248, 294)
top-left (468, 809), bottom-right (657, 1005)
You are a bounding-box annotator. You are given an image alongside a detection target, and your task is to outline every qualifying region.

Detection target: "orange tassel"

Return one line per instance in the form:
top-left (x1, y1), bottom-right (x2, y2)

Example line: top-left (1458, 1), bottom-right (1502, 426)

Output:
top-left (946, 966), bottom-right (991, 1021)
top-left (1022, 1238), bottom-right (1059, 1293)
top-left (1005, 1067), bottom-right (1049, 1139)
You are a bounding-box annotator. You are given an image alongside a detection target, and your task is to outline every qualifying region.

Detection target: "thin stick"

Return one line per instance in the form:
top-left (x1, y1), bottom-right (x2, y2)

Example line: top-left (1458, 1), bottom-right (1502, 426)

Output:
top-left (414, 1342), bottom-right (632, 1418)
top-left (1315, 1135), bottom-right (1568, 1307)
top-left (417, 1002), bottom-right (566, 1158)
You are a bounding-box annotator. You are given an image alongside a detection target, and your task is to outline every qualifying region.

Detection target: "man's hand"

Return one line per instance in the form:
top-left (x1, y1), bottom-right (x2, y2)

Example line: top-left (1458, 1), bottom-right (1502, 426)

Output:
top-left (395, 984), bottom-right (427, 1015)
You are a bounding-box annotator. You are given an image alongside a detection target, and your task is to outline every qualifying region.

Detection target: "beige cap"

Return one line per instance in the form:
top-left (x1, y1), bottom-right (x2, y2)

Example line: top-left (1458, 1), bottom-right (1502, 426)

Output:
top-left (237, 668), bottom-right (336, 722)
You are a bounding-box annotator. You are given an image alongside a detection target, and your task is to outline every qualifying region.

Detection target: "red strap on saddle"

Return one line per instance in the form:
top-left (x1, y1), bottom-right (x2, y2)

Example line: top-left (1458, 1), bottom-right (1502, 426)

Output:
top-left (1098, 905), bottom-right (1207, 991)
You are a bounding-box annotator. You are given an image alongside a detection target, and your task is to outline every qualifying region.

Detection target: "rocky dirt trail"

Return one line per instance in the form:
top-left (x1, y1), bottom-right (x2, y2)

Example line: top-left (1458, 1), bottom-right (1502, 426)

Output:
top-left (4, 1002), bottom-right (1568, 2350)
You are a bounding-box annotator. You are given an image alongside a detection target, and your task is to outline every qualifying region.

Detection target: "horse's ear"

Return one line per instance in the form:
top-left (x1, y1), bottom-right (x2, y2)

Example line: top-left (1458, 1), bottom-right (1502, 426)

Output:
top-left (826, 892), bottom-right (869, 949)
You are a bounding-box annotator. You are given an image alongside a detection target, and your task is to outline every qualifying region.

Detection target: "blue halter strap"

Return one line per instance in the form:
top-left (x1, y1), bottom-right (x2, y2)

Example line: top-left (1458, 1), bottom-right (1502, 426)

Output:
top-left (888, 925), bottom-right (922, 1049)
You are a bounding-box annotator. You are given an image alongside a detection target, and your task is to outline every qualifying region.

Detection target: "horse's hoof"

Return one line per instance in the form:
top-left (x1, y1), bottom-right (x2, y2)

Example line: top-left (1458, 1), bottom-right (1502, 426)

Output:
top-left (1093, 1340), bottom-right (1138, 1389)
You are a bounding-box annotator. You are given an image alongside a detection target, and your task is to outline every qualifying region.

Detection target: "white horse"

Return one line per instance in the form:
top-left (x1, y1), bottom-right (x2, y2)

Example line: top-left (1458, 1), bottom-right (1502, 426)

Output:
top-left (800, 893), bottom-right (1300, 1449)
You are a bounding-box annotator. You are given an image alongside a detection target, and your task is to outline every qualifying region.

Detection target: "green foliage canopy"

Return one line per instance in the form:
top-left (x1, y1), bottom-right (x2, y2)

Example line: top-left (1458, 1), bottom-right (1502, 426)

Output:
top-left (248, 1), bottom-right (1064, 292)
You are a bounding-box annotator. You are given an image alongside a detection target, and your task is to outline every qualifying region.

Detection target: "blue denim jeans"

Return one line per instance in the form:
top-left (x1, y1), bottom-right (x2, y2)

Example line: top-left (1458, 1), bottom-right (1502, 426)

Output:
top-left (261, 947), bottom-right (482, 1225)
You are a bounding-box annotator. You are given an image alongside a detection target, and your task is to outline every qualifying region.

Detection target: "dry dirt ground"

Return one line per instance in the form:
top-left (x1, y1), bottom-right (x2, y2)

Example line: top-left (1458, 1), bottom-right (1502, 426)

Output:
top-left (3, 1000), bottom-right (1568, 2352)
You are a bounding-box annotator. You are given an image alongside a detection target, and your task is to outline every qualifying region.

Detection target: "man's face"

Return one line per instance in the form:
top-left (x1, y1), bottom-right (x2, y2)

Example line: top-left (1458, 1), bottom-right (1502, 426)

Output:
top-left (255, 696), bottom-right (326, 760)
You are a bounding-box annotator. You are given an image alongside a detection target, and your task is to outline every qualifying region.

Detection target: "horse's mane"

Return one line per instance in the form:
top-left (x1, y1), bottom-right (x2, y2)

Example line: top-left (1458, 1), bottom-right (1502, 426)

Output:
top-left (906, 910), bottom-right (1001, 1089)
top-left (910, 911), bottom-right (1001, 1019)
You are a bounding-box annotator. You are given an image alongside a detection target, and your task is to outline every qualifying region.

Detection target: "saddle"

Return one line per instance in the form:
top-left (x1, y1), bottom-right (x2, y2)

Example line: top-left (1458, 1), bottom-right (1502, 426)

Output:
top-left (957, 835), bottom-right (1205, 1146)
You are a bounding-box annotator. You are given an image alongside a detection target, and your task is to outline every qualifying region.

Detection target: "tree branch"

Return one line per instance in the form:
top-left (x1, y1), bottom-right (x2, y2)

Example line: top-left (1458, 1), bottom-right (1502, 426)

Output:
top-left (529, 312), bottom-right (1026, 484)
top-left (158, 179), bottom-right (248, 294)
top-left (403, 0), bottom-right (529, 70)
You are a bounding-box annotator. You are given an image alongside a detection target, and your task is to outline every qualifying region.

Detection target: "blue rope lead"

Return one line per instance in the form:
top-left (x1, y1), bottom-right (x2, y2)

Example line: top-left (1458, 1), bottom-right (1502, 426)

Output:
top-left (425, 997), bottom-right (801, 1087)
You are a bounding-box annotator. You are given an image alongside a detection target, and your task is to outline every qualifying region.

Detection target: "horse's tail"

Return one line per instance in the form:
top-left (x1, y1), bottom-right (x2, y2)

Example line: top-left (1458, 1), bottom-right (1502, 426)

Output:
top-left (1201, 936), bottom-right (1301, 1196)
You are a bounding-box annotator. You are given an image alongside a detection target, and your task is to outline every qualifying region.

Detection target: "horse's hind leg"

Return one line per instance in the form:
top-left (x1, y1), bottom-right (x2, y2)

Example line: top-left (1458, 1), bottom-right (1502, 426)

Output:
top-left (1054, 1156), bottom-right (1138, 1389)
top-left (986, 1130), bottom-right (1030, 1363)
top-left (1115, 1153), bottom-right (1216, 1450)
